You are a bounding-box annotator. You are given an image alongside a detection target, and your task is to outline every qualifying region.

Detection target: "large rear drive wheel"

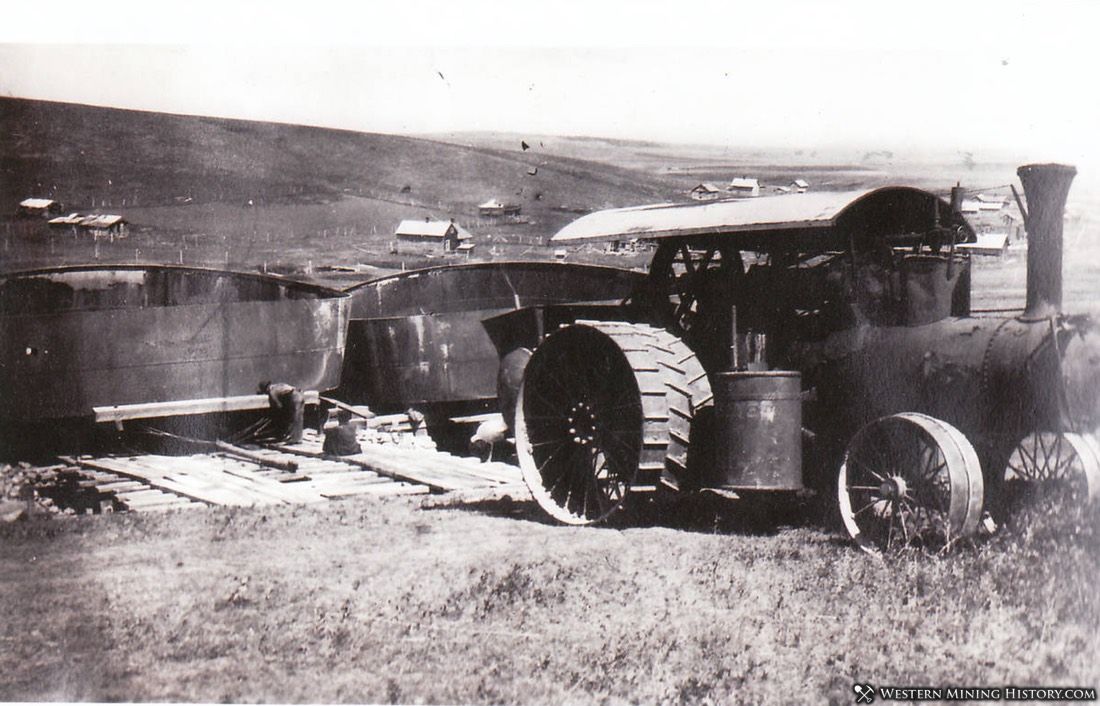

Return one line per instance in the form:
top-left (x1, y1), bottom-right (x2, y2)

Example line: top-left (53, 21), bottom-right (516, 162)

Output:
top-left (515, 321), bottom-right (711, 525)
top-left (838, 413), bottom-right (984, 555)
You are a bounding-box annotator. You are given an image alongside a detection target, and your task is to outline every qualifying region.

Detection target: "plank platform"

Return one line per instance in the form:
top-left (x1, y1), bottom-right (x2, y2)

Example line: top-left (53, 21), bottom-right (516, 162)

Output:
top-left (271, 429), bottom-right (524, 493)
top-left (64, 428), bottom-right (524, 511)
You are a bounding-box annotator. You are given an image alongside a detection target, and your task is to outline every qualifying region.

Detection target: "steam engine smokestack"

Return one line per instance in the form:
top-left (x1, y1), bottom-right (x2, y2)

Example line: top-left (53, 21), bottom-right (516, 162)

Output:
top-left (1018, 163), bottom-right (1076, 320)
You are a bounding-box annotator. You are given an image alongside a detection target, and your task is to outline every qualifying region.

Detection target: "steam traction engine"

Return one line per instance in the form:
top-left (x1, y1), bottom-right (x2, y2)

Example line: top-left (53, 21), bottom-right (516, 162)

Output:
top-left (487, 164), bottom-right (1100, 554)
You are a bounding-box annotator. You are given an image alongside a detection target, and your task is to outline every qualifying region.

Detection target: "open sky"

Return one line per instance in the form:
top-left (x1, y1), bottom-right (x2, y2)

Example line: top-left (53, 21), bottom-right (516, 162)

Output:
top-left (1, 0), bottom-right (1098, 167)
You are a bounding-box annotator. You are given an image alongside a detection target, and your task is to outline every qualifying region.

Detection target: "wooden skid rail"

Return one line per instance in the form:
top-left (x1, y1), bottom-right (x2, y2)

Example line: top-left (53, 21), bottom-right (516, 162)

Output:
top-left (93, 391), bottom-right (321, 423)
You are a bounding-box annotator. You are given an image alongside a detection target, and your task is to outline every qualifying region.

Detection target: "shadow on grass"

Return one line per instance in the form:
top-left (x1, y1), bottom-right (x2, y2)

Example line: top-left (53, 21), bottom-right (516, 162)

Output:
top-left (432, 487), bottom-right (838, 539)
top-left (422, 495), bottom-right (564, 527)
top-left (654, 490), bottom-right (828, 537)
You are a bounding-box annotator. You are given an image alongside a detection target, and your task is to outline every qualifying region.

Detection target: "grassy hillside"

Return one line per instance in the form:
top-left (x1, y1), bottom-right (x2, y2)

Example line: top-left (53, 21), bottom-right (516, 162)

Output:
top-left (426, 131), bottom-right (1027, 195)
top-left (0, 98), bottom-right (682, 274)
top-left (2, 98), bottom-right (1096, 308)
top-left (0, 98), bottom-right (685, 215)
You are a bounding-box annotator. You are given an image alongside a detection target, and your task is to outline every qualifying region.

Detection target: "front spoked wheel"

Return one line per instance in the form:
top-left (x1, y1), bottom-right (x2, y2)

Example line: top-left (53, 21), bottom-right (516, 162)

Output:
top-left (1001, 431), bottom-right (1100, 524)
top-left (838, 413), bottom-right (984, 556)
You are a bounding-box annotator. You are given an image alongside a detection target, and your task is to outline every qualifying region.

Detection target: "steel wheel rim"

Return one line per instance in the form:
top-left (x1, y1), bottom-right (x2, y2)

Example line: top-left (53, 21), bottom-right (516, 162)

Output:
top-left (838, 413), bottom-right (983, 555)
top-left (1003, 431), bottom-right (1100, 519)
top-left (515, 326), bottom-right (644, 524)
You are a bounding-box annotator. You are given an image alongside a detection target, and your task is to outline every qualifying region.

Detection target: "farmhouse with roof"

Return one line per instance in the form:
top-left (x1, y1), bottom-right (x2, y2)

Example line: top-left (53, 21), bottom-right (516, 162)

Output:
top-left (689, 183), bottom-right (724, 201)
top-left (478, 199), bottom-right (521, 217)
top-left (48, 213), bottom-right (128, 238)
top-left (727, 177), bottom-right (760, 198)
top-left (975, 193), bottom-right (1005, 211)
top-left (394, 217), bottom-right (472, 252)
top-left (17, 198), bottom-right (63, 218)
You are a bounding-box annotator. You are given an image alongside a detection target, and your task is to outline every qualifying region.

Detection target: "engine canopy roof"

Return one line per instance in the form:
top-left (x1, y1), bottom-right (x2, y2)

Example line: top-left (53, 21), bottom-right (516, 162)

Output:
top-left (553, 187), bottom-right (975, 251)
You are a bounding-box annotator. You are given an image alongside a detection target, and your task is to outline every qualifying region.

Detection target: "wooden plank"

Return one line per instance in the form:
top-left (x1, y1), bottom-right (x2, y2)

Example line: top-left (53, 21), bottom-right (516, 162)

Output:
top-left (77, 448), bottom-right (429, 507)
top-left (77, 457), bottom-right (246, 507)
top-left (214, 441), bottom-right (298, 471)
top-left (110, 489), bottom-right (193, 509)
top-left (115, 488), bottom-right (172, 501)
top-left (162, 470), bottom-right (281, 506)
top-left (271, 473), bottom-right (313, 483)
top-left (317, 396), bottom-right (375, 421)
top-left (351, 449), bottom-right (484, 491)
top-left (95, 480), bottom-right (148, 492)
top-left (282, 438), bottom-right (500, 492)
top-left (293, 462), bottom-right (367, 475)
top-left (117, 490), bottom-right (183, 503)
top-left (188, 456), bottom-right (331, 504)
top-left (267, 442), bottom-right (445, 490)
top-left (319, 482), bottom-right (429, 498)
top-left (444, 455), bottom-right (524, 484)
top-left (448, 412), bottom-right (504, 425)
top-left (421, 484), bottom-right (533, 506)
top-left (129, 499), bottom-right (204, 513)
top-left (167, 459), bottom-right (326, 505)
top-left (356, 445), bottom-right (495, 490)
top-left (297, 471), bottom-right (393, 484)
top-left (93, 390), bottom-right (320, 423)
top-left (83, 469), bottom-right (125, 481)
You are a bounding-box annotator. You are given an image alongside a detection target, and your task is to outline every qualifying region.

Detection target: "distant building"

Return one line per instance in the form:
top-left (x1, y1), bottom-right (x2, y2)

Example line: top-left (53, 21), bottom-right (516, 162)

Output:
top-left (80, 214), bottom-right (128, 237)
top-left (49, 212), bottom-right (128, 236)
top-left (17, 198), bottom-right (62, 218)
top-left (975, 193), bottom-right (1005, 211)
top-left (727, 177), bottom-right (760, 198)
top-left (48, 213), bottom-right (86, 228)
top-left (689, 183), bottom-right (724, 201)
top-left (456, 242), bottom-right (477, 258)
top-left (958, 232), bottom-right (1009, 257)
top-left (394, 218), bottom-right (472, 252)
top-left (526, 167), bottom-right (538, 176)
top-left (960, 199), bottom-right (982, 214)
top-left (791, 178), bottom-right (810, 192)
top-left (478, 199), bottom-right (522, 217)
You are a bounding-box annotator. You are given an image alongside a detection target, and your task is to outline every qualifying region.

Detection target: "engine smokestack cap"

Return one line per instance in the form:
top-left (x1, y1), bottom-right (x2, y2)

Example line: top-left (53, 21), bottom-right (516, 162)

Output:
top-left (1018, 163), bottom-right (1077, 179)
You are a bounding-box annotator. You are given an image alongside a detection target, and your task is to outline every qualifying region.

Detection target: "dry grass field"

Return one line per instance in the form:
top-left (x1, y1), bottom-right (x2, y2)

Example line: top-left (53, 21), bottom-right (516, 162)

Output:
top-left (1, 491), bottom-right (1099, 704)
